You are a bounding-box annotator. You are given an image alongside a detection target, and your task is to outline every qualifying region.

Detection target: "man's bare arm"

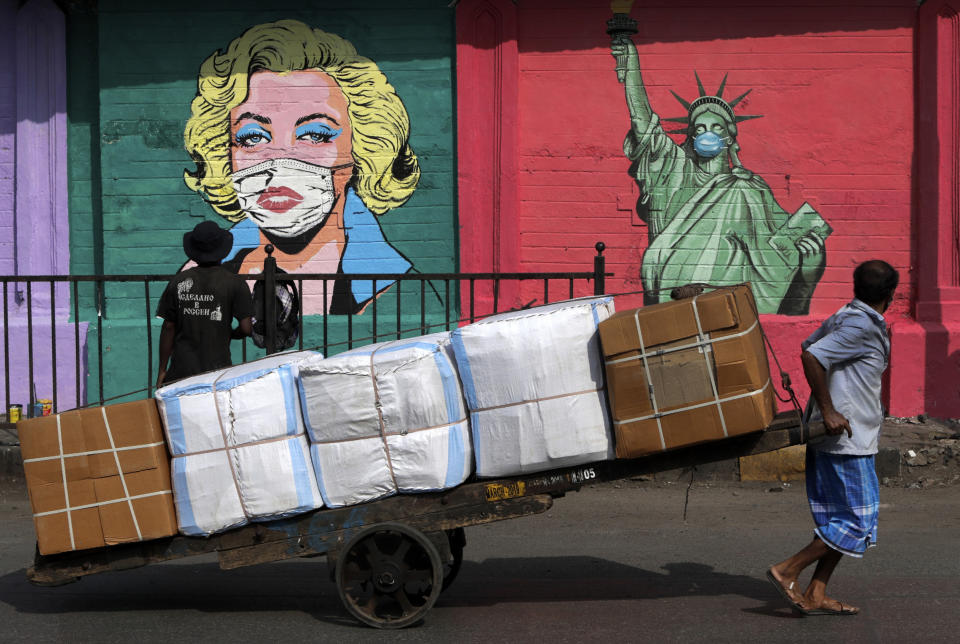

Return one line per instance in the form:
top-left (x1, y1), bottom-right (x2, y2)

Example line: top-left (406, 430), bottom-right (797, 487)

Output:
top-left (156, 320), bottom-right (176, 389)
top-left (231, 317), bottom-right (252, 339)
top-left (801, 350), bottom-right (852, 438)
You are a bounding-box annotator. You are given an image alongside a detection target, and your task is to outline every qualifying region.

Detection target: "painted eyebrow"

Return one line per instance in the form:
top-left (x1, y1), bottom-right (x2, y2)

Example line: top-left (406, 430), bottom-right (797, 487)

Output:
top-left (234, 112), bottom-right (271, 125)
top-left (295, 113), bottom-right (341, 127)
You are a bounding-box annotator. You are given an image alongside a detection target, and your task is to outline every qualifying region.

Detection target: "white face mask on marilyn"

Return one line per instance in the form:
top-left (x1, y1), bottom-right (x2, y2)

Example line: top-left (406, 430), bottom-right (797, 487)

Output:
top-left (232, 158), bottom-right (351, 238)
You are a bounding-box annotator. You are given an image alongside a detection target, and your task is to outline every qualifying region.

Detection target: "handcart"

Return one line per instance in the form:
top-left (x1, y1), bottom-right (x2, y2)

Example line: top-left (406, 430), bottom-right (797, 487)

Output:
top-left (26, 412), bottom-right (823, 629)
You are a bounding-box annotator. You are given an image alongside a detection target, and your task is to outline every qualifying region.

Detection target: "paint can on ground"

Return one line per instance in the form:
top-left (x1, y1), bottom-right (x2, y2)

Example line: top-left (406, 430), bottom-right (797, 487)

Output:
top-left (32, 399), bottom-right (52, 417)
top-left (7, 404), bottom-right (22, 423)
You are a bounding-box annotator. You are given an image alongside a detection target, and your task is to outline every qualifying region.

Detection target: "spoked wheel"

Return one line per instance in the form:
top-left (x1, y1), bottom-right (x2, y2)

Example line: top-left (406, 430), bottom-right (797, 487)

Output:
top-left (441, 527), bottom-right (465, 592)
top-left (335, 522), bottom-right (443, 629)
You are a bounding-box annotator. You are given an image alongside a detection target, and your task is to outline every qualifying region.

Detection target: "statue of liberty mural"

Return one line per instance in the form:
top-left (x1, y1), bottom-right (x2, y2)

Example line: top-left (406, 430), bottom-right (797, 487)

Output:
top-left (611, 37), bottom-right (831, 315)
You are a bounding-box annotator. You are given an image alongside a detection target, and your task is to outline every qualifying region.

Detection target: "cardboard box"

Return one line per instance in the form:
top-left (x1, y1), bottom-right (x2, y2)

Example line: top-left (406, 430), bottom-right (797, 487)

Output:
top-left (18, 399), bottom-right (178, 555)
top-left (599, 285), bottom-right (777, 458)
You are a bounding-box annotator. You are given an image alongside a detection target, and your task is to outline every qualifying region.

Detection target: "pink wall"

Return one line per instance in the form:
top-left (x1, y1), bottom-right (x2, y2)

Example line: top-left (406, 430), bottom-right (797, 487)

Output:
top-left (458, 1), bottom-right (960, 417)
top-left (889, 0), bottom-right (960, 417)
top-left (513, 2), bottom-right (914, 311)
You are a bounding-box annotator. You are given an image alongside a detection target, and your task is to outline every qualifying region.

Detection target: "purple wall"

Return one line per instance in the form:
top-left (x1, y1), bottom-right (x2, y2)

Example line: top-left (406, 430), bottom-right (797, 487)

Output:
top-left (0, 0), bottom-right (15, 275)
top-left (1, 0), bottom-right (87, 416)
top-left (16, 0), bottom-right (69, 281)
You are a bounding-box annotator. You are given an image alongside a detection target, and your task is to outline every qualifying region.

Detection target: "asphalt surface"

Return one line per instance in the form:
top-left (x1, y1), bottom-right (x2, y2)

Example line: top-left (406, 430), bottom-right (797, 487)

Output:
top-left (1, 479), bottom-right (958, 643)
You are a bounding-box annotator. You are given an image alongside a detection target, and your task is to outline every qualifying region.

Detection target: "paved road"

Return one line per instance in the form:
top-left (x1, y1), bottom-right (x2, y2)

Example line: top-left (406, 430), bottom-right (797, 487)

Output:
top-left (1, 480), bottom-right (958, 643)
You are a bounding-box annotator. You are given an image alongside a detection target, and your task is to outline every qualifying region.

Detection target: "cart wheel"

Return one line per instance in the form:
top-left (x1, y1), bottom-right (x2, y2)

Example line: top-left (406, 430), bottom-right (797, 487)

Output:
top-left (441, 527), bottom-right (465, 592)
top-left (335, 522), bottom-right (443, 629)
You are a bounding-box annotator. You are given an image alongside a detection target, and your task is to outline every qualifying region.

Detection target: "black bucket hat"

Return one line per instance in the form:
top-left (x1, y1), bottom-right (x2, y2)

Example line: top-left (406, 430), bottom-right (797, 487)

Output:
top-left (183, 221), bottom-right (233, 264)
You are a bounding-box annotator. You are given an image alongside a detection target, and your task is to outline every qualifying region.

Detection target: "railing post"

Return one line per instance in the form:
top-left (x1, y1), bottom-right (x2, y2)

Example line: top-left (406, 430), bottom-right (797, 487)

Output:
top-left (264, 244), bottom-right (277, 355)
top-left (593, 241), bottom-right (606, 295)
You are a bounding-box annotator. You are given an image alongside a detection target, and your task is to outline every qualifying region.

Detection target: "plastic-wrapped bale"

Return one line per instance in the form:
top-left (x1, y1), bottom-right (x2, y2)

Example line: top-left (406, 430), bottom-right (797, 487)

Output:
top-left (450, 297), bottom-right (616, 477)
top-left (155, 351), bottom-right (323, 536)
top-left (297, 333), bottom-right (472, 508)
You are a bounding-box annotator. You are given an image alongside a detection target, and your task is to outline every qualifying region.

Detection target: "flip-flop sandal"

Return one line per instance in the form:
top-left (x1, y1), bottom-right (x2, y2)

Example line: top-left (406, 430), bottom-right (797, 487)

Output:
top-left (765, 568), bottom-right (804, 613)
top-left (803, 601), bottom-right (859, 616)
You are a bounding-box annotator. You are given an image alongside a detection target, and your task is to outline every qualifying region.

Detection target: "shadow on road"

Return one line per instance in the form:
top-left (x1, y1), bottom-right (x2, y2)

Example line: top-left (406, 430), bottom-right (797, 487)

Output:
top-left (0, 555), bottom-right (796, 622)
top-left (443, 558), bottom-right (798, 618)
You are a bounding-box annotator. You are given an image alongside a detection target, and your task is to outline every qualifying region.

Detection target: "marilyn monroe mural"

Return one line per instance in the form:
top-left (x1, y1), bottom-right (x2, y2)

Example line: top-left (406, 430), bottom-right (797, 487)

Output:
top-left (183, 19), bottom-right (421, 315)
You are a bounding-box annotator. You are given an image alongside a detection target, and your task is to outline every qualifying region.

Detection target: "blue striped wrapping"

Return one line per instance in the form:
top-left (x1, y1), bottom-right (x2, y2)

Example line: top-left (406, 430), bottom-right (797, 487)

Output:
top-left (806, 448), bottom-right (879, 557)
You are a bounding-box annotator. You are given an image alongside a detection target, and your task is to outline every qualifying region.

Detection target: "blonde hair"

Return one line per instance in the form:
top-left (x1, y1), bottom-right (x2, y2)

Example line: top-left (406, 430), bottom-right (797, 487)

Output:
top-left (183, 20), bottom-right (419, 221)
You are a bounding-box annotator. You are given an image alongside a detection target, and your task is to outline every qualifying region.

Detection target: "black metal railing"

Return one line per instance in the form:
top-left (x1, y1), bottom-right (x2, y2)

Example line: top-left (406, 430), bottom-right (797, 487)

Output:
top-left (1, 242), bottom-right (609, 418)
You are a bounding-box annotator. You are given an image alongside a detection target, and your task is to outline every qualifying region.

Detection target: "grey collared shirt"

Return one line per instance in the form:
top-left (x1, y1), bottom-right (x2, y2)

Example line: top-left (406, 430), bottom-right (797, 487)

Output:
top-left (802, 299), bottom-right (890, 455)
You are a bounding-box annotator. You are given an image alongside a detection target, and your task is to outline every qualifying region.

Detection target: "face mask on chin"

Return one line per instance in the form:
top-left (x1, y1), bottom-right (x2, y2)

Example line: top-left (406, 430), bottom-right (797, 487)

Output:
top-left (232, 158), bottom-right (353, 238)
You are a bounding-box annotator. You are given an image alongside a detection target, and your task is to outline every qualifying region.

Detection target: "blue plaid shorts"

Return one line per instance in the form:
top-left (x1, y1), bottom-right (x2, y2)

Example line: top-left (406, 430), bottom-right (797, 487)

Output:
top-left (806, 448), bottom-right (879, 557)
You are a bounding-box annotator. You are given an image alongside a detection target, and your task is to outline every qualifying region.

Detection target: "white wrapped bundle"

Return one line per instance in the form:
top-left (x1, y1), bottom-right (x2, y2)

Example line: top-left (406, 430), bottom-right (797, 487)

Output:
top-left (450, 297), bottom-right (616, 477)
top-left (168, 435), bottom-right (316, 536)
top-left (156, 351), bottom-right (324, 536)
top-left (298, 333), bottom-right (472, 508)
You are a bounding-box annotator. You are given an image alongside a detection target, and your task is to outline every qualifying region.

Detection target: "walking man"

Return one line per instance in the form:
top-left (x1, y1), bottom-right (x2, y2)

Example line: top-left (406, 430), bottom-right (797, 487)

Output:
top-left (767, 259), bottom-right (898, 615)
top-left (156, 221), bottom-right (254, 387)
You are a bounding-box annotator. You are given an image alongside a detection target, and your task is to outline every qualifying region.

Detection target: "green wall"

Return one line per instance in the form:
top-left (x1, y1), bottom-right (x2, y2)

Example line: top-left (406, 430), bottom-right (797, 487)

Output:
top-left (67, 1), bottom-right (457, 403)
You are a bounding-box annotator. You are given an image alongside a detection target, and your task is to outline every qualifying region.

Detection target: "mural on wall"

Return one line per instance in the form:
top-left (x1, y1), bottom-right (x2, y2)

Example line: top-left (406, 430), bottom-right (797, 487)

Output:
top-left (609, 24), bottom-right (832, 315)
top-left (183, 19), bottom-right (421, 315)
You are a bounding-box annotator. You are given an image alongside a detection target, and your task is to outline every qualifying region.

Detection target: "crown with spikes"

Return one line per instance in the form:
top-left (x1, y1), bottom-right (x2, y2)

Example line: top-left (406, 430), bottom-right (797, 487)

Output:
top-left (662, 72), bottom-right (763, 136)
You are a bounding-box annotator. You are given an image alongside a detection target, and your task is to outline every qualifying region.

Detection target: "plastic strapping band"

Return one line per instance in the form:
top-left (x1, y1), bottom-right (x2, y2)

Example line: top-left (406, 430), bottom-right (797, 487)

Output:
top-left (633, 309), bottom-right (666, 451)
top-left (101, 407), bottom-right (142, 541)
top-left (369, 344), bottom-right (399, 490)
top-left (604, 319), bottom-right (759, 366)
top-left (309, 417), bottom-right (469, 446)
top-left (55, 414), bottom-right (75, 550)
top-left (614, 379), bottom-right (772, 426)
top-left (34, 491), bottom-right (172, 518)
top-left (691, 294), bottom-right (728, 437)
top-left (471, 387), bottom-right (603, 413)
top-left (211, 370), bottom-right (250, 520)
top-left (171, 432), bottom-right (306, 459)
top-left (23, 442), bottom-right (166, 463)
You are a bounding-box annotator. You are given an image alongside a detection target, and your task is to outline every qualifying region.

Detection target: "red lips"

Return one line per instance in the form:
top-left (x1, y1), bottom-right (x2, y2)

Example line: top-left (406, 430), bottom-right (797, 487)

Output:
top-left (257, 186), bottom-right (304, 213)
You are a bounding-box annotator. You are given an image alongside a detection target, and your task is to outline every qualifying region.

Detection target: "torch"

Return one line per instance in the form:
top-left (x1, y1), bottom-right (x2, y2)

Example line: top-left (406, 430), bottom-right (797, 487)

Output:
top-left (606, 3), bottom-right (638, 84)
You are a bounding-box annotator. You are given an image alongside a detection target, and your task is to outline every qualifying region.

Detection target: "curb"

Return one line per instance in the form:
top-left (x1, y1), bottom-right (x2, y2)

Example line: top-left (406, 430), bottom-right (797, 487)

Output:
top-left (0, 444), bottom-right (24, 482)
top-left (625, 445), bottom-right (904, 485)
top-left (738, 445), bottom-right (901, 483)
top-left (1, 422), bottom-right (23, 484)
top-left (875, 446), bottom-right (902, 481)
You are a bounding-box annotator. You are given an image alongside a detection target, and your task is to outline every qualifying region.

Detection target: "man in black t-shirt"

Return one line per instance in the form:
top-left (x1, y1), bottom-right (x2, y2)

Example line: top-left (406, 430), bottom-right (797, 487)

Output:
top-left (156, 221), bottom-right (254, 387)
